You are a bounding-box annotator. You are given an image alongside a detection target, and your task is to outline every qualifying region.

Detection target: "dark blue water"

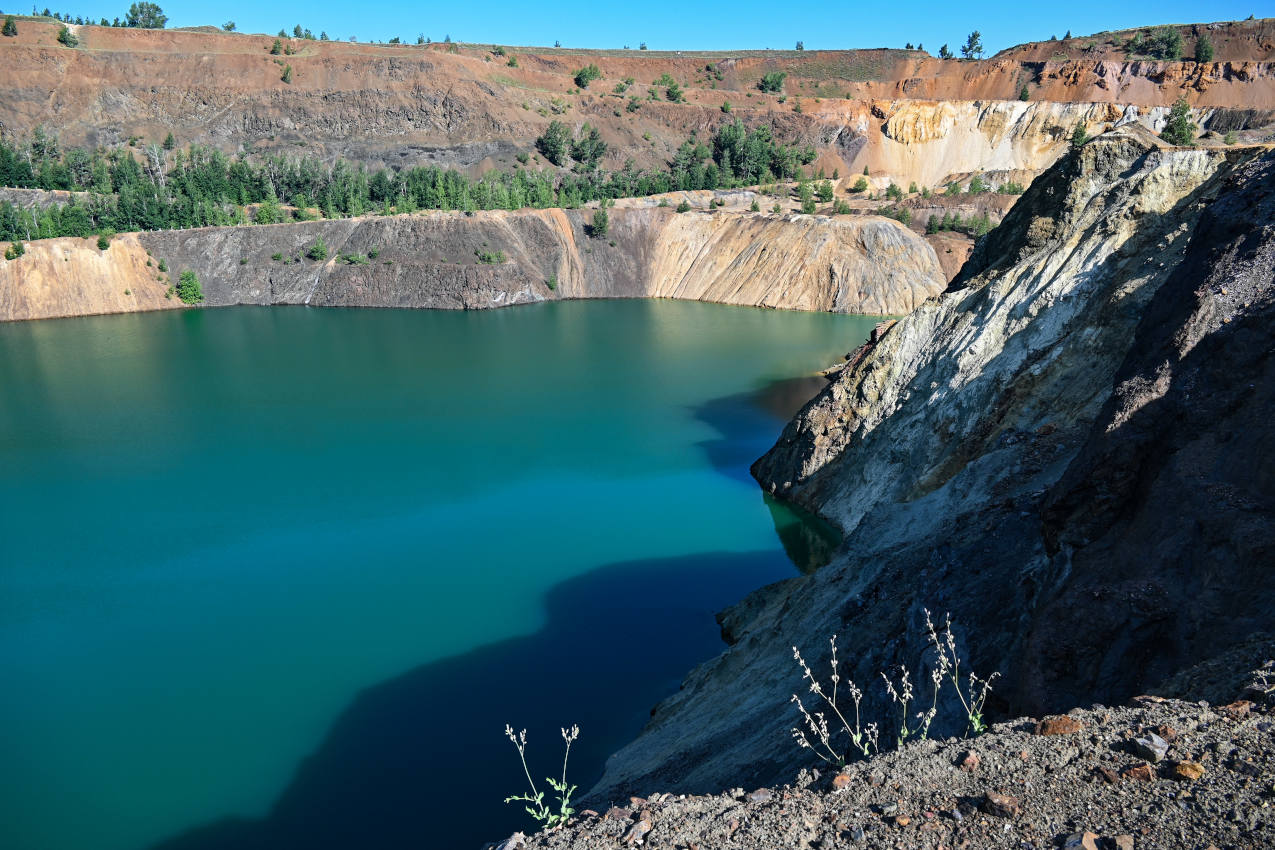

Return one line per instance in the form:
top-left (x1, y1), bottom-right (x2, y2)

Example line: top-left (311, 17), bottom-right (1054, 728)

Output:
top-left (0, 301), bottom-right (873, 850)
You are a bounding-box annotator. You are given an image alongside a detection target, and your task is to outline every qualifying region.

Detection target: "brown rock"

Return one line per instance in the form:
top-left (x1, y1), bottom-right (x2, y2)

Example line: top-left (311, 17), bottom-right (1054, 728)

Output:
top-left (1122, 764), bottom-right (1154, 782)
top-left (622, 818), bottom-right (652, 845)
top-left (895, 815), bottom-right (911, 827)
top-left (605, 807), bottom-right (631, 820)
top-left (1113, 835), bottom-right (1135, 850)
top-left (957, 750), bottom-right (981, 772)
top-left (1036, 715), bottom-right (1085, 735)
top-left (1151, 724), bottom-right (1178, 743)
top-left (981, 792), bottom-right (1020, 818)
top-left (1062, 832), bottom-right (1101, 850)
top-left (831, 772), bottom-right (852, 791)
top-left (1219, 700), bottom-right (1254, 720)
top-left (1169, 760), bottom-right (1206, 781)
top-left (1094, 765), bottom-right (1119, 784)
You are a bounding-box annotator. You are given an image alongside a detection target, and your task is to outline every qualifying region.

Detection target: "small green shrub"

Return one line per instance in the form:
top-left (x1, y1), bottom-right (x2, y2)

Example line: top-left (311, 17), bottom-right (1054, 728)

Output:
top-left (758, 71), bottom-right (786, 93)
top-left (368, 246), bottom-right (380, 259)
top-left (176, 270), bottom-right (204, 304)
top-left (57, 25), bottom-right (78, 47)
top-left (589, 208), bottom-right (609, 238)
top-left (96, 232), bottom-right (111, 250)
top-left (475, 249), bottom-right (506, 264)
top-left (850, 177), bottom-right (868, 193)
top-left (675, 200), bottom-right (691, 213)
top-left (271, 252), bottom-right (283, 261)
top-left (545, 274), bottom-right (557, 291)
top-left (503, 725), bottom-right (580, 831)
top-left (573, 64), bottom-right (601, 88)
top-left (157, 258), bottom-right (168, 272)
top-left (4, 241), bottom-right (24, 260)
top-left (307, 236), bottom-right (329, 261)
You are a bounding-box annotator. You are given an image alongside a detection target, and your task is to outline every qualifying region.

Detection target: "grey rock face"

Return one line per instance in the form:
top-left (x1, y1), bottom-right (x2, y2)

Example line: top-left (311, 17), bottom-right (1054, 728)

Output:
top-left (586, 130), bottom-right (1275, 804)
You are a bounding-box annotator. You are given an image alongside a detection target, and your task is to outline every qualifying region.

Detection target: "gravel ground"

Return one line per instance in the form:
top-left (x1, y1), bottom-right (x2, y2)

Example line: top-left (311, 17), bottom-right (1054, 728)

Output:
top-left (493, 677), bottom-right (1275, 850)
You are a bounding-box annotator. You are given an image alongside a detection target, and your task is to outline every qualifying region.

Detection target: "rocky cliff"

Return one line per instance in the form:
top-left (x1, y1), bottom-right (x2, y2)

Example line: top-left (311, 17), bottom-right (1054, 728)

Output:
top-left (2, 20), bottom-right (1272, 188)
top-left (0, 205), bottom-right (945, 320)
top-left (585, 130), bottom-right (1274, 803)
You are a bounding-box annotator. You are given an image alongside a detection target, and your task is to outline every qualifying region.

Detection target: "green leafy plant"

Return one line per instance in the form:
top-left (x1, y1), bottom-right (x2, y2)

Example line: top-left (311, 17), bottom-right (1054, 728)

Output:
top-left (307, 236), bottom-right (328, 260)
top-left (790, 609), bottom-right (998, 767)
top-left (675, 200), bottom-right (691, 213)
top-left (176, 269), bottom-right (204, 304)
top-left (504, 724), bottom-right (580, 831)
top-left (1160, 97), bottom-right (1197, 146)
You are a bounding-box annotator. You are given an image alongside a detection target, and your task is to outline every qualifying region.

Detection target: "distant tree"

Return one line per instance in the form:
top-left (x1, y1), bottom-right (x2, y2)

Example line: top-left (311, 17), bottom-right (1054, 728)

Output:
top-left (536, 120), bottom-right (572, 166)
top-left (1160, 97), bottom-right (1196, 146)
top-left (1064, 30), bottom-right (1072, 39)
top-left (758, 71), bottom-right (786, 92)
top-left (56, 25), bottom-right (77, 46)
top-left (1019, 84), bottom-right (1029, 100)
top-left (222, 21), bottom-right (235, 31)
top-left (1070, 124), bottom-right (1089, 150)
top-left (665, 82), bottom-right (684, 102)
top-left (96, 232), bottom-right (110, 249)
top-left (816, 179), bottom-right (834, 202)
top-left (270, 38), bottom-right (282, 54)
top-left (721, 100), bottom-right (731, 113)
top-left (1150, 26), bottom-right (1182, 60)
top-left (573, 63), bottom-right (601, 88)
top-left (292, 24), bottom-right (303, 38)
top-left (162, 131), bottom-right (175, 150)
top-left (590, 207), bottom-right (609, 238)
top-left (1195, 33), bottom-right (1214, 62)
top-left (281, 64), bottom-right (293, 83)
top-left (278, 29), bottom-right (287, 37)
top-left (2, 15), bottom-right (17, 36)
top-left (320, 31), bottom-right (328, 41)
top-left (416, 33), bottom-right (425, 44)
top-left (176, 269), bottom-right (204, 304)
top-left (307, 236), bottom-right (328, 260)
top-left (960, 31), bottom-right (983, 60)
top-left (850, 176), bottom-right (868, 192)
top-left (676, 200), bottom-right (691, 213)
top-left (639, 42), bottom-right (647, 50)
top-left (125, 2), bottom-right (166, 28)
top-left (507, 55), bottom-right (518, 67)
top-left (938, 43), bottom-right (953, 60)
top-left (570, 123), bottom-right (607, 169)
top-left (388, 36), bottom-right (400, 44)
top-left (795, 40), bottom-right (804, 50)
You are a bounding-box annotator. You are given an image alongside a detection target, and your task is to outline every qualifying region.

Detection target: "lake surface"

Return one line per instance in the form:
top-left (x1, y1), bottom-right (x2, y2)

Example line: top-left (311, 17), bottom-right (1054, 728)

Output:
top-left (0, 301), bottom-right (875, 850)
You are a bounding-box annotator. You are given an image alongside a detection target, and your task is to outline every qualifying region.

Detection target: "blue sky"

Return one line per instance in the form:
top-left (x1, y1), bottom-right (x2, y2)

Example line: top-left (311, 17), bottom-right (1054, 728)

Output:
top-left (24, 1), bottom-right (1275, 52)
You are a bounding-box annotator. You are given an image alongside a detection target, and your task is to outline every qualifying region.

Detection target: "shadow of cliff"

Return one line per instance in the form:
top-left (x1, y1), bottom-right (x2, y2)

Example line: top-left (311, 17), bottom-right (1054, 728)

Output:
top-left (147, 550), bottom-right (797, 850)
top-left (690, 375), bottom-right (827, 487)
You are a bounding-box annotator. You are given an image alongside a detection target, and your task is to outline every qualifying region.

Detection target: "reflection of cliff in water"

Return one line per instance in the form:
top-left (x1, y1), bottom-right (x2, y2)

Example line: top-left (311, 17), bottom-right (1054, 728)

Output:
top-left (764, 493), bottom-right (841, 573)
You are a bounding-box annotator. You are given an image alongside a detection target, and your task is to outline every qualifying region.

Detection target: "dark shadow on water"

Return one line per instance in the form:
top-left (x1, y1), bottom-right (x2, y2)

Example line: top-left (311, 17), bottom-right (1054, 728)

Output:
top-left (691, 375), bottom-right (841, 572)
top-left (148, 550), bottom-right (798, 850)
top-left (690, 375), bottom-right (827, 488)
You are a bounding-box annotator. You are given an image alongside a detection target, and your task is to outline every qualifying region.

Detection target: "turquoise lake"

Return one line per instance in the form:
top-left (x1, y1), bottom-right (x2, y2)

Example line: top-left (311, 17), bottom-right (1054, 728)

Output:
top-left (0, 301), bottom-right (874, 850)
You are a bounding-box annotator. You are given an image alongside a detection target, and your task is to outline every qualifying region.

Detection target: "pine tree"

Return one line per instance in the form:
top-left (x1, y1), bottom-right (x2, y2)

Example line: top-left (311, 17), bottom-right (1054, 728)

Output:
top-left (1195, 34), bottom-right (1214, 63)
top-left (960, 31), bottom-right (983, 60)
top-left (1070, 124), bottom-right (1089, 150)
top-left (2, 16), bottom-right (17, 36)
top-left (281, 64), bottom-right (293, 84)
top-left (1160, 98), bottom-right (1197, 146)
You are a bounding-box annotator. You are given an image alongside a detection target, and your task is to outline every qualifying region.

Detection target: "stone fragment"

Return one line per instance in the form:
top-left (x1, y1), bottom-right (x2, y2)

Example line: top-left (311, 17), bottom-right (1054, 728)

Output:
top-left (1094, 765), bottom-right (1119, 784)
top-left (1132, 732), bottom-right (1170, 763)
top-left (747, 788), bottom-right (773, 803)
top-left (493, 833), bottom-right (527, 850)
top-left (894, 815), bottom-right (911, 827)
top-left (1113, 835), bottom-right (1135, 850)
top-left (832, 772), bottom-right (852, 791)
top-left (1219, 700), bottom-right (1253, 720)
top-left (622, 817), bottom-right (652, 844)
top-left (1169, 760), bottom-right (1206, 781)
top-left (1151, 724), bottom-right (1178, 742)
top-left (957, 750), bottom-right (981, 772)
top-left (1036, 715), bottom-right (1084, 735)
top-left (605, 807), bottom-right (631, 820)
top-left (1061, 832), bottom-right (1100, 850)
top-left (980, 792), bottom-right (1020, 818)
top-left (1122, 763), bottom-right (1154, 782)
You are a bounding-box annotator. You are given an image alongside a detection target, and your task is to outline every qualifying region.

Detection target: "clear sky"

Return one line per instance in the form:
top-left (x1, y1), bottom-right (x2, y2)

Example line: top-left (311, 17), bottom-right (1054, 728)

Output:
top-left (28, 0), bottom-right (1275, 53)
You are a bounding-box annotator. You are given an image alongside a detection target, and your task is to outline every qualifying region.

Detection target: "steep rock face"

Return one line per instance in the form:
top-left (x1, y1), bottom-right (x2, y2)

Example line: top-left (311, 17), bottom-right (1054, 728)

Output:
top-left (0, 233), bottom-right (180, 320)
top-left (2, 206), bottom-right (944, 320)
top-left (587, 131), bottom-right (1272, 804)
